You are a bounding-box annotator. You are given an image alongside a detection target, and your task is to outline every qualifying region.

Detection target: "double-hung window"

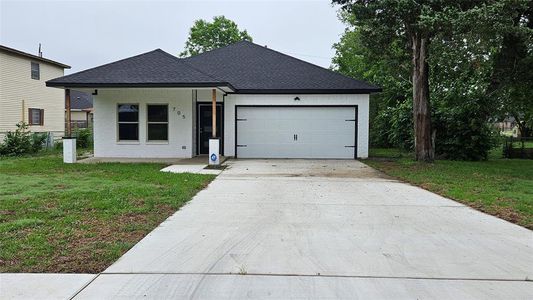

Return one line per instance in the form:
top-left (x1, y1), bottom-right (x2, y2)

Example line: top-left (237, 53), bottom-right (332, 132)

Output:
top-left (147, 104), bottom-right (168, 141)
top-left (117, 104), bottom-right (139, 141)
top-left (31, 62), bottom-right (40, 80)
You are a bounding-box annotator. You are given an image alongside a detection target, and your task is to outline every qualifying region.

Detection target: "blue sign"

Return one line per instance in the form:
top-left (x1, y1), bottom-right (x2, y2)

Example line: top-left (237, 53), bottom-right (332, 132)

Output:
top-left (210, 153), bottom-right (217, 162)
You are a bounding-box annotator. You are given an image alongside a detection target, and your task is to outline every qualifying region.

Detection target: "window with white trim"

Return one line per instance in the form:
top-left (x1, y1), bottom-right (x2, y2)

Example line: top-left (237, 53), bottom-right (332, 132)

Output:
top-left (117, 104), bottom-right (139, 141)
top-left (147, 104), bottom-right (168, 141)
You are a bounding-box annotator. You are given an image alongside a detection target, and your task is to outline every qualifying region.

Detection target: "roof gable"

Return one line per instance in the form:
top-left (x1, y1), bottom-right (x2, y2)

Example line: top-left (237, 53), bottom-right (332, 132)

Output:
top-left (184, 41), bottom-right (380, 93)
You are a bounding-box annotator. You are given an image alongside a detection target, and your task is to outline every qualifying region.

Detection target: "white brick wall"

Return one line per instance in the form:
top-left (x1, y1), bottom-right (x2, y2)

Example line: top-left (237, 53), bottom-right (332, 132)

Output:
top-left (223, 94), bottom-right (370, 158)
top-left (90, 88), bottom-right (370, 159)
top-left (93, 88), bottom-right (195, 158)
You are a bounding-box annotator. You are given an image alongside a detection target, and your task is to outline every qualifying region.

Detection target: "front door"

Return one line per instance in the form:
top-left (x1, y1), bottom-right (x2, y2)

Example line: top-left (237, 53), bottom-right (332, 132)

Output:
top-left (198, 103), bottom-right (223, 155)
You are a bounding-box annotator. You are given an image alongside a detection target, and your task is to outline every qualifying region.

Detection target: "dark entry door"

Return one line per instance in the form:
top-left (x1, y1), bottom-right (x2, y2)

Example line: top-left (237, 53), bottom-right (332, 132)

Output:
top-left (198, 103), bottom-right (223, 154)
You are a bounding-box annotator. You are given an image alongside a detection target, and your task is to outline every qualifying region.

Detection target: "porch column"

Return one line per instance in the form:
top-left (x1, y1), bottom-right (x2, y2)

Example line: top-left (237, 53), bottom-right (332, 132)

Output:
top-left (209, 88), bottom-right (220, 165)
top-left (212, 88), bottom-right (217, 138)
top-left (65, 89), bottom-right (71, 136)
top-left (63, 88), bottom-right (76, 163)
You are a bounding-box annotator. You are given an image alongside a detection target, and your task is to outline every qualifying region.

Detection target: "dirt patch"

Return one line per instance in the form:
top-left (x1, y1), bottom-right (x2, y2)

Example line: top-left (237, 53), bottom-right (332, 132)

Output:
top-left (36, 206), bottom-right (179, 273)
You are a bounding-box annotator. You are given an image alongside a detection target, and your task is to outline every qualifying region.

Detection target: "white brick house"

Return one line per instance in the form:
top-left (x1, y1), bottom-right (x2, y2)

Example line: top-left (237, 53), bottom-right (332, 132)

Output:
top-left (47, 41), bottom-right (380, 159)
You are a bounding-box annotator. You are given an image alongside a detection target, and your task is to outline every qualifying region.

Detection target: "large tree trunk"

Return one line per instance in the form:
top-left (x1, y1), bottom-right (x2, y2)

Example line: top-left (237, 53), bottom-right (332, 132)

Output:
top-left (411, 33), bottom-right (434, 162)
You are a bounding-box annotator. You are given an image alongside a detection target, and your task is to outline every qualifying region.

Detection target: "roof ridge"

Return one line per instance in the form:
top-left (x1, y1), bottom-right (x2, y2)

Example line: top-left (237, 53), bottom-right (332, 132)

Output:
top-left (154, 49), bottom-right (227, 83)
top-left (243, 42), bottom-right (380, 89)
top-left (48, 49), bottom-right (164, 82)
top-left (183, 40), bottom-right (250, 60)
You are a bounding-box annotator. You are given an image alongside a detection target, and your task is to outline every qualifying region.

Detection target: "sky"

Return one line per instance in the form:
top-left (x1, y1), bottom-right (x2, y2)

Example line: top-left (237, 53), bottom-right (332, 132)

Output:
top-left (0, 0), bottom-right (346, 74)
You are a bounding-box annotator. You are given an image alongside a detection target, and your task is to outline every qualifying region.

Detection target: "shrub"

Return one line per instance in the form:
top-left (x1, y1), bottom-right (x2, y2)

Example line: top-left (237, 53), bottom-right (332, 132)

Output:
top-left (0, 122), bottom-right (33, 156)
top-left (31, 133), bottom-right (47, 153)
top-left (0, 122), bottom-right (51, 156)
top-left (371, 100), bottom-right (413, 151)
top-left (74, 128), bottom-right (92, 148)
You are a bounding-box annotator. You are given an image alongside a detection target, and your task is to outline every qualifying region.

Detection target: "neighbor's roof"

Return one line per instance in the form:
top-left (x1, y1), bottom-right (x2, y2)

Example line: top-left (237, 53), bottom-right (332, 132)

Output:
top-left (70, 90), bottom-right (93, 110)
top-left (185, 41), bottom-right (380, 93)
top-left (0, 45), bottom-right (71, 69)
top-left (47, 41), bottom-right (380, 93)
top-left (47, 49), bottom-right (233, 89)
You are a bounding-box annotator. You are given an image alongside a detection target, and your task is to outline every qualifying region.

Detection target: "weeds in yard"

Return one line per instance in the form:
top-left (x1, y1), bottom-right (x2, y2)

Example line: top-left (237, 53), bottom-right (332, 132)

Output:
top-left (0, 155), bottom-right (215, 273)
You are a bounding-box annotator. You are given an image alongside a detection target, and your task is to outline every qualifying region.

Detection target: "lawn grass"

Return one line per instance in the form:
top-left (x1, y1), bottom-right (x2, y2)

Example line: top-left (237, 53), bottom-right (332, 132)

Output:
top-left (365, 148), bottom-right (533, 229)
top-left (0, 156), bottom-right (215, 273)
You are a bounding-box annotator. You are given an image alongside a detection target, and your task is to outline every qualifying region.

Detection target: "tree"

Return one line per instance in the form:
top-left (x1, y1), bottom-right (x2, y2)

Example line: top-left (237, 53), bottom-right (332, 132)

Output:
top-left (332, 0), bottom-right (493, 162)
top-left (180, 16), bottom-right (252, 57)
top-left (332, 13), bottom-right (413, 149)
top-left (487, 2), bottom-right (533, 137)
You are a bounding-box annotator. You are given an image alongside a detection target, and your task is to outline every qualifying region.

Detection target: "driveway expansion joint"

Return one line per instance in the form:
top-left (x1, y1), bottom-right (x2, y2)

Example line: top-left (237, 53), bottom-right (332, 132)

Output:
top-left (69, 273), bottom-right (101, 300)
top-left (98, 272), bottom-right (532, 283)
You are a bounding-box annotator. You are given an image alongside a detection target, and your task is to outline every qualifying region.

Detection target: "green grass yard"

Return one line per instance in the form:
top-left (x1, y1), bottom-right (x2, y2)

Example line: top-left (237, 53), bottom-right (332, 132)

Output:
top-left (0, 156), bottom-right (215, 273)
top-left (365, 148), bottom-right (533, 229)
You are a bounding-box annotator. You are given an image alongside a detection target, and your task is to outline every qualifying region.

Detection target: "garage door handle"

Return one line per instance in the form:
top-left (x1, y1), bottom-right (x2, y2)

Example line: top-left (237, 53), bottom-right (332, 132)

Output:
top-left (293, 134), bottom-right (298, 141)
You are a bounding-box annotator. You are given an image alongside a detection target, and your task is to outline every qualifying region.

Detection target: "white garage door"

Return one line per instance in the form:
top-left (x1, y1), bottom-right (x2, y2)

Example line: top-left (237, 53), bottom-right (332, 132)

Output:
top-left (236, 106), bottom-right (357, 159)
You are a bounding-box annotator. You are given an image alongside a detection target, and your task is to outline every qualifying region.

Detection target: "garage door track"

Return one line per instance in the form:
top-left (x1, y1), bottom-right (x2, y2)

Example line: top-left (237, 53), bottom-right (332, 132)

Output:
top-left (74, 159), bottom-right (533, 299)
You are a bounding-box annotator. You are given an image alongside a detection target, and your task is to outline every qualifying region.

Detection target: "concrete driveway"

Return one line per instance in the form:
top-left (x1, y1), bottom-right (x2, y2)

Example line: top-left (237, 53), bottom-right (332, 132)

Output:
top-left (75, 159), bottom-right (532, 299)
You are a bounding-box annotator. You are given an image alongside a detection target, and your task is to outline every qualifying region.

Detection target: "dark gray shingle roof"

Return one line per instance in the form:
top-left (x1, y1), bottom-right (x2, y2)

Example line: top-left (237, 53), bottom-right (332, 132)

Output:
top-left (47, 42), bottom-right (380, 93)
top-left (47, 49), bottom-right (229, 88)
top-left (70, 90), bottom-right (93, 110)
top-left (185, 41), bottom-right (380, 93)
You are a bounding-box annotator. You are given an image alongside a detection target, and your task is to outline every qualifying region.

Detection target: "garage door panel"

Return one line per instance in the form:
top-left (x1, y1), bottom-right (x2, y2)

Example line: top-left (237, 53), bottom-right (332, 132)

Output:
top-left (238, 130), bottom-right (293, 145)
top-left (236, 106), bottom-right (356, 159)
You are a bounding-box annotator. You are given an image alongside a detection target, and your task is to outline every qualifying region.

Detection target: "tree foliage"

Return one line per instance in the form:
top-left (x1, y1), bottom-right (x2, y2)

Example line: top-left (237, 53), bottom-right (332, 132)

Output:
top-left (488, 2), bottom-right (533, 137)
top-left (180, 16), bottom-right (252, 57)
top-left (332, 0), bottom-right (532, 160)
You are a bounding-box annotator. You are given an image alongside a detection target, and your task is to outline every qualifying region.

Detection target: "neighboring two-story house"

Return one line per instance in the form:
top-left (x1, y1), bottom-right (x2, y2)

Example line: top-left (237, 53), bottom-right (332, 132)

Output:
top-left (0, 45), bottom-right (70, 140)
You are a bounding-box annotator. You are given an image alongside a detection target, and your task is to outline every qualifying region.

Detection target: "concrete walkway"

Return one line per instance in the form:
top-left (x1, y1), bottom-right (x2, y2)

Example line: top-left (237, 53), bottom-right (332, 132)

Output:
top-left (0, 273), bottom-right (95, 300)
top-left (65, 160), bottom-right (533, 298)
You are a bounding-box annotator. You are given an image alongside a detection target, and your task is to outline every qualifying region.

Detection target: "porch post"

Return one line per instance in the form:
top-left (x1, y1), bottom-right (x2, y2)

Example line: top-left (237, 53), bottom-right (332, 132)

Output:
top-left (212, 89), bottom-right (217, 138)
top-left (63, 88), bottom-right (76, 163)
top-left (208, 88), bottom-right (220, 165)
top-left (65, 89), bottom-right (71, 136)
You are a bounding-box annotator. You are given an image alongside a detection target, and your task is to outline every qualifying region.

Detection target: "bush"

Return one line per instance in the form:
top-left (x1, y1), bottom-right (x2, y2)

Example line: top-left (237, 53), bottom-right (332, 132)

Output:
top-left (31, 133), bottom-right (47, 153)
top-left (0, 122), bottom-right (51, 156)
top-left (432, 99), bottom-right (497, 161)
top-left (74, 128), bottom-right (92, 148)
top-left (370, 100), bottom-right (413, 151)
top-left (0, 122), bottom-right (33, 156)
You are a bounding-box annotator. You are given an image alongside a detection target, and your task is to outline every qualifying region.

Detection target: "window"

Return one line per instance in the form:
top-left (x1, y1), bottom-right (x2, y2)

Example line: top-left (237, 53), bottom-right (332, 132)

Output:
top-left (28, 108), bottom-right (44, 125)
top-left (147, 104), bottom-right (168, 141)
top-left (31, 62), bottom-right (40, 80)
top-left (117, 104), bottom-right (139, 141)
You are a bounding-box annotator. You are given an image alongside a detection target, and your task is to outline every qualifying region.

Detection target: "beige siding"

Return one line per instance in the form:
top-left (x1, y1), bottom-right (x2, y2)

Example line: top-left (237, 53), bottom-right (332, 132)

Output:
top-left (0, 50), bottom-right (65, 136)
top-left (70, 111), bottom-right (89, 122)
